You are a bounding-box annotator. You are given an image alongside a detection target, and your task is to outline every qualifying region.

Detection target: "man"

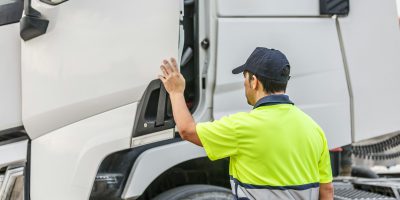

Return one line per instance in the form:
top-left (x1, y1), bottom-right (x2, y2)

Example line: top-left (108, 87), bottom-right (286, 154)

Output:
top-left (159, 47), bottom-right (334, 200)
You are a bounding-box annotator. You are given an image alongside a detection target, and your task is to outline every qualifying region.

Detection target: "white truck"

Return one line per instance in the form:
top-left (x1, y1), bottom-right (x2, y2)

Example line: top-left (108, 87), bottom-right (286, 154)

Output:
top-left (0, 0), bottom-right (400, 199)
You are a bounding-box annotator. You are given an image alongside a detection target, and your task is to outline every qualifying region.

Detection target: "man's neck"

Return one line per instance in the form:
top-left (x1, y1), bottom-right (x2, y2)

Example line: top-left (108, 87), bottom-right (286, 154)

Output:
top-left (254, 91), bottom-right (285, 104)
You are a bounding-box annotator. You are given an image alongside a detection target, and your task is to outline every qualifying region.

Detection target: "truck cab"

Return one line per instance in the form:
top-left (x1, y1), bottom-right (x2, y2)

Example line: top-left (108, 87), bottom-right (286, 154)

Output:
top-left (1, 0), bottom-right (400, 199)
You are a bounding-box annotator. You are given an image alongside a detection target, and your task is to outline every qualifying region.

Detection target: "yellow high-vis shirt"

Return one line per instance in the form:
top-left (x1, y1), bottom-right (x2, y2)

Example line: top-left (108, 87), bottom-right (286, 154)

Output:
top-left (196, 95), bottom-right (332, 199)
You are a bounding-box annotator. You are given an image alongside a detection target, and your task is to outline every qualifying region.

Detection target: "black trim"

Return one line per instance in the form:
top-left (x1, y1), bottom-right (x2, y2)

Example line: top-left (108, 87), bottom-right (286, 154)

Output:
top-left (180, 0), bottom-right (200, 113)
top-left (0, 126), bottom-right (28, 144)
top-left (0, 135), bottom-right (28, 146)
top-left (132, 79), bottom-right (175, 138)
top-left (155, 85), bottom-right (168, 127)
top-left (20, 0), bottom-right (49, 41)
top-left (90, 138), bottom-right (182, 200)
top-left (0, 0), bottom-right (24, 26)
top-left (0, 126), bottom-right (24, 136)
top-left (24, 139), bottom-right (32, 200)
top-left (320, 0), bottom-right (349, 16)
top-left (20, 15), bottom-right (49, 41)
top-left (192, 0), bottom-right (200, 112)
top-left (230, 176), bottom-right (319, 191)
top-left (39, 0), bottom-right (68, 6)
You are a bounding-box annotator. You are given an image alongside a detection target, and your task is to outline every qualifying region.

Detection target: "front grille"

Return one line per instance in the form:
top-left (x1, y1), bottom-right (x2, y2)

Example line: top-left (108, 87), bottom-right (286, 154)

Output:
top-left (335, 187), bottom-right (396, 200)
top-left (334, 179), bottom-right (400, 200)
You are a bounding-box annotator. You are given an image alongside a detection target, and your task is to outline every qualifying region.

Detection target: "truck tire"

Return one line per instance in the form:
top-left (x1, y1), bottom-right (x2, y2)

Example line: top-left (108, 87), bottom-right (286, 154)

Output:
top-left (153, 184), bottom-right (233, 200)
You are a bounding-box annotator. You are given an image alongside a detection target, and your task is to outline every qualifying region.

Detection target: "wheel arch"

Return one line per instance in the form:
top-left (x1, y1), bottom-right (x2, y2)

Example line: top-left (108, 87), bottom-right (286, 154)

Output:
top-left (121, 141), bottom-right (207, 199)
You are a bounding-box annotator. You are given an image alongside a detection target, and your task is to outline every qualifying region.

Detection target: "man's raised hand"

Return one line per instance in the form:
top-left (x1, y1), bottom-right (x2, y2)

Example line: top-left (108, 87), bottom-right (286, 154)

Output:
top-left (159, 57), bottom-right (186, 95)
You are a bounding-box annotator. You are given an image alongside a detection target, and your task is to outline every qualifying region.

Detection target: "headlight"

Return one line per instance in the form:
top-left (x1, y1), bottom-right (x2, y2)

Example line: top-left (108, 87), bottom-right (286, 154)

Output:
top-left (91, 173), bottom-right (124, 198)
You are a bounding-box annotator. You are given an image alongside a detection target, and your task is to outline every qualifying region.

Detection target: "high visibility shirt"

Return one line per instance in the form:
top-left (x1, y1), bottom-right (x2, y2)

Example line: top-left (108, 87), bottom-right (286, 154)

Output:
top-left (196, 94), bottom-right (332, 200)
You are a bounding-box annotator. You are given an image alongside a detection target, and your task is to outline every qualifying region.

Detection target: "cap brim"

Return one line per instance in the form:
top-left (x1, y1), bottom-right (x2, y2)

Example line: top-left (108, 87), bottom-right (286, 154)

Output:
top-left (232, 64), bottom-right (246, 74)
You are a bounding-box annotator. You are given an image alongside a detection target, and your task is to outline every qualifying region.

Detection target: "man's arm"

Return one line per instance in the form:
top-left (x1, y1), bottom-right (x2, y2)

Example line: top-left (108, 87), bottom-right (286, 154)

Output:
top-left (319, 182), bottom-right (334, 200)
top-left (159, 58), bottom-right (202, 146)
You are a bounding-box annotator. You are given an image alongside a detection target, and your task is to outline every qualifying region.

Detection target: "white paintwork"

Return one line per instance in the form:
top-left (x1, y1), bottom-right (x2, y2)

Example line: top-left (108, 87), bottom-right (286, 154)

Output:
top-left (122, 141), bottom-right (206, 199)
top-left (31, 103), bottom-right (136, 200)
top-left (397, 0), bottom-right (400, 16)
top-left (338, 0), bottom-right (400, 142)
top-left (0, 140), bottom-right (28, 169)
top-left (214, 18), bottom-right (351, 148)
top-left (216, 0), bottom-right (319, 17)
top-left (22, 0), bottom-right (181, 139)
top-left (0, 23), bottom-right (22, 131)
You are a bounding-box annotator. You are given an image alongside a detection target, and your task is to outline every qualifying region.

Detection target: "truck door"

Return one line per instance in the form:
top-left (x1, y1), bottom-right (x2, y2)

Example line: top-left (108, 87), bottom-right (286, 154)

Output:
top-left (20, 0), bottom-right (182, 140)
top-left (21, 0), bottom-right (182, 200)
top-left (0, 0), bottom-right (23, 132)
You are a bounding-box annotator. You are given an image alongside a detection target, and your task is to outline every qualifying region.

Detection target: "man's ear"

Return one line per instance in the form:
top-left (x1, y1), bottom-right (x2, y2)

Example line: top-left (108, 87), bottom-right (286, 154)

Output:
top-left (251, 75), bottom-right (258, 90)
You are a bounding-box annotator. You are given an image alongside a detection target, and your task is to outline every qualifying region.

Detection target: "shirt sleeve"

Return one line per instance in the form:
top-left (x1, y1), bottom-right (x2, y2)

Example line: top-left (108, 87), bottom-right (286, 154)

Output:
top-left (196, 114), bottom-right (239, 161)
top-left (318, 130), bottom-right (333, 183)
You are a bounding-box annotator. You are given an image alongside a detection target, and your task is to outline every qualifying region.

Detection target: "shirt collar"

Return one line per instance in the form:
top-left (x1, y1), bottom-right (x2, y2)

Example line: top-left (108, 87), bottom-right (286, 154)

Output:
top-left (253, 94), bottom-right (294, 109)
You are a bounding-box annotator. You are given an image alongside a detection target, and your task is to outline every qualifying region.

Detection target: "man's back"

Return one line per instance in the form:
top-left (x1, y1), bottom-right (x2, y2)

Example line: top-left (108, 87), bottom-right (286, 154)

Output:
top-left (231, 104), bottom-right (331, 187)
top-left (197, 99), bottom-right (332, 199)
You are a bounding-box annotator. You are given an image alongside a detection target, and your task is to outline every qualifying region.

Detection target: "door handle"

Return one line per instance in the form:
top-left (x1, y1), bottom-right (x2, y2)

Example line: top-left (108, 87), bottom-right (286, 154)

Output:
top-left (132, 80), bottom-right (175, 138)
top-left (155, 84), bottom-right (167, 127)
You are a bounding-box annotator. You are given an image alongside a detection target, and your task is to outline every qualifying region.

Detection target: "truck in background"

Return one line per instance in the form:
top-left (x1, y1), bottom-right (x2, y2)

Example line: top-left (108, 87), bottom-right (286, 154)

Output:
top-left (0, 0), bottom-right (400, 199)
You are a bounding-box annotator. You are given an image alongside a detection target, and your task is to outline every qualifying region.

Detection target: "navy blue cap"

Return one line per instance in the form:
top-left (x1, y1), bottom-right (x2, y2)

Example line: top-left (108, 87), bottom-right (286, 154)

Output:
top-left (232, 47), bottom-right (291, 83)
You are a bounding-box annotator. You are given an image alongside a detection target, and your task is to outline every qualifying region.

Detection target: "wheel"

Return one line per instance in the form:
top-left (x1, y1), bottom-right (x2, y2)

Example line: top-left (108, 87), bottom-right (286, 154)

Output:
top-left (153, 184), bottom-right (233, 200)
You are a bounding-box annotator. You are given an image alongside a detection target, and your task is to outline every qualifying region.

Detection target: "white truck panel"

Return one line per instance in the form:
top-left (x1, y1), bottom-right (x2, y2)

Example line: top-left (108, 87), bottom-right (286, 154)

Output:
top-left (22, 0), bottom-right (180, 139)
top-left (122, 141), bottom-right (207, 199)
top-left (0, 23), bottom-right (21, 131)
top-left (31, 103), bottom-right (136, 200)
top-left (216, 0), bottom-right (319, 17)
top-left (214, 18), bottom-right (351, 148)
top-left (338, 0), bottom-right (400, 142)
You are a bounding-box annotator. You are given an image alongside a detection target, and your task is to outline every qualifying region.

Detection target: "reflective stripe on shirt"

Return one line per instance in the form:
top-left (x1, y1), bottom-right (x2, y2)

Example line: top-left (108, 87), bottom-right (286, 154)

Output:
top-left (230, 176), bottom-right (319, 200)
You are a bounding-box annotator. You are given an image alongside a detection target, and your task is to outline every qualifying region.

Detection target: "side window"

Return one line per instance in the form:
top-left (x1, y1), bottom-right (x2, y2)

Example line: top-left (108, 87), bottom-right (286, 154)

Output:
top-left (0, 0), bottom-right (23, 26)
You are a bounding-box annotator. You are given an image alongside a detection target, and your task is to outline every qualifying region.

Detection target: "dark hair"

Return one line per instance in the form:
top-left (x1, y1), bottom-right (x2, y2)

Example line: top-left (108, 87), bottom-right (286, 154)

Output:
top-left (245, 70), bottom-right (289, 94)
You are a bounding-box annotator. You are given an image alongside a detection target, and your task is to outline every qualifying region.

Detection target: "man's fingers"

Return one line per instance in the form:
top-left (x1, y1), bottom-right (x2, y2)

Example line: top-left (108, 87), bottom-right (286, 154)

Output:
top-left (160, 65), bottom-right (168, 76)
top-left (170, 57), bottom-right (179, 72)
top-left (158, 75), bottom-right (166, 82)
top-left (161, 57), bottom-right (180, 76)
top-left (163, 59), bottom-right (173, 74)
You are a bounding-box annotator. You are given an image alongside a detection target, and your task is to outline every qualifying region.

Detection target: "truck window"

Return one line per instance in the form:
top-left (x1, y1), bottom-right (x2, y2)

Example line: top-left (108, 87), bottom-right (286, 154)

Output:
top-left (0, 0), bottom-right (23, 26)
